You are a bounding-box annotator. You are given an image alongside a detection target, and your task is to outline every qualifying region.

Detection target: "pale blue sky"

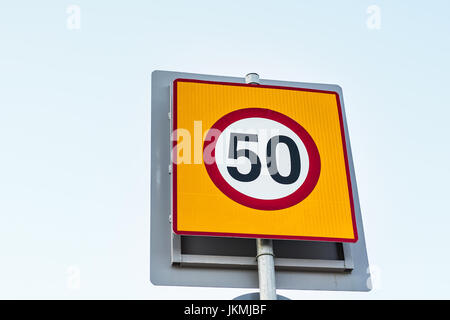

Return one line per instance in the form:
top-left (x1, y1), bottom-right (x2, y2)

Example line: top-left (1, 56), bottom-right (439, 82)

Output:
top-left (1, 1), bottom-right (449, 299)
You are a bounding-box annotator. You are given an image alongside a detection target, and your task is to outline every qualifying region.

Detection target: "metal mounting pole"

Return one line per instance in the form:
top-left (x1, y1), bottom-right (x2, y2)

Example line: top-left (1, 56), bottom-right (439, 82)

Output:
top-left (256, 239), bottom-right (277, 300)
top-left (245, 73), bottom-right (277, 300)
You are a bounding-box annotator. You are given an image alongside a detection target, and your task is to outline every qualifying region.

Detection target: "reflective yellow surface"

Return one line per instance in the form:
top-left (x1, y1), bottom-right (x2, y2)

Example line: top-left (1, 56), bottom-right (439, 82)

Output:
top-left (175, 80), bottom-right (356, 241)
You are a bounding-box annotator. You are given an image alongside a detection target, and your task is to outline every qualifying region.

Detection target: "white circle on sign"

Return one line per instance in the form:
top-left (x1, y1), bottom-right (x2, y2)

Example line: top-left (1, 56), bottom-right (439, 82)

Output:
top-left (214, 117), bottom-right (310, 200)
top-left (203, 108), bottom-right (321, 211)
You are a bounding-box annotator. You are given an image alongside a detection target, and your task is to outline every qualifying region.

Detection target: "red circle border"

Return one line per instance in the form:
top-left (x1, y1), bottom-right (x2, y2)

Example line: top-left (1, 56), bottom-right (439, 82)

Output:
top-left (203, 108), bottom-right (321, 211)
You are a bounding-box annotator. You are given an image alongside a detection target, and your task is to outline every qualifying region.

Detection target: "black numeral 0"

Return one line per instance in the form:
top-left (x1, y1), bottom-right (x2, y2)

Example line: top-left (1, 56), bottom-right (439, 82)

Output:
top-left (266, 135), bottom-right (301, 185)
top-left (226, 133), bottom-right (301, 184)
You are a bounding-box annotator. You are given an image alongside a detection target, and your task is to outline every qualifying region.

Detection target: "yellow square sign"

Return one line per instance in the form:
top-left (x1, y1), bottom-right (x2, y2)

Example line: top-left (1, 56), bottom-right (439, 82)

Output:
top-left (172, 79), bottom-right (358, 242)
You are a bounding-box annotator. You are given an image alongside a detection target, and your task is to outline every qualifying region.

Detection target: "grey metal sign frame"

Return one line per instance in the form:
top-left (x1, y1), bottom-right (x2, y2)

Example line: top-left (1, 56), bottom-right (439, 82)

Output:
top-left (150, 70), bottom-right (370, 291)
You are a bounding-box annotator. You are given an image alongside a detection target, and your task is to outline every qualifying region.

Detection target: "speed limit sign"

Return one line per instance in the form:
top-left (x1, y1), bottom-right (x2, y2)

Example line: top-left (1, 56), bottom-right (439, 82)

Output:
top-left (203, 107), bottom-right (321, 211)
top-left (172, 79), bottom-right (358, 242)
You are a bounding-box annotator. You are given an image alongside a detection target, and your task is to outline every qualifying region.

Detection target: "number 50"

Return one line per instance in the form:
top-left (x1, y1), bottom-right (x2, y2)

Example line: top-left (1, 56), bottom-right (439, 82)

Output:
top-left (227, 133), bottom-right (301, 185)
